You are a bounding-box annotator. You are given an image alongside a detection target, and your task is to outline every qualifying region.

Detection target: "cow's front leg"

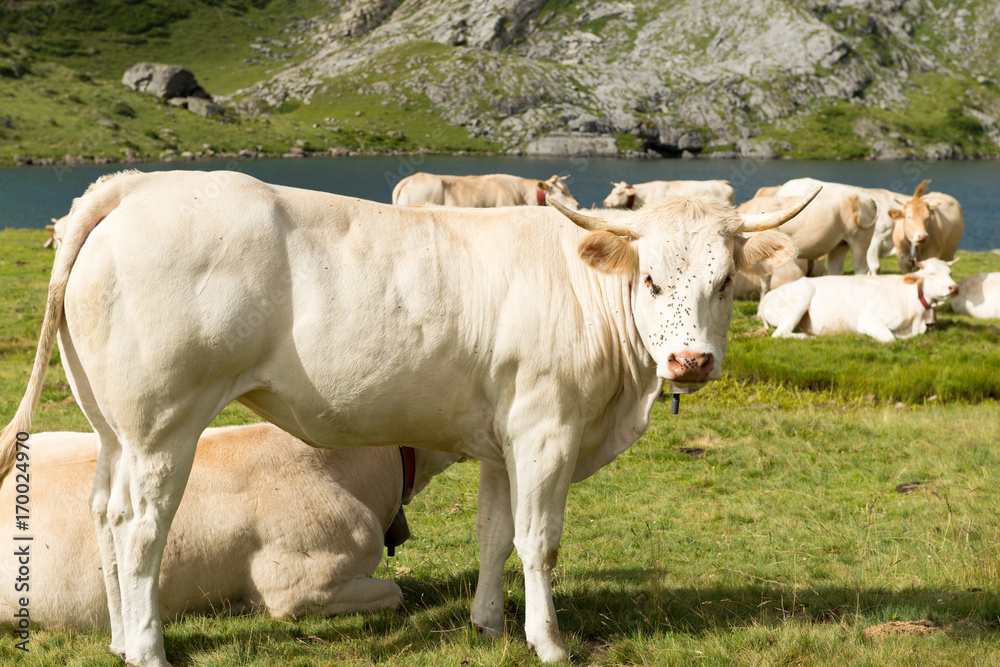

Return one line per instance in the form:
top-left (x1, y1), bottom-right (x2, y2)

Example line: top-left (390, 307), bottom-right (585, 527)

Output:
top-left (471, 459), bottom-right (514, 637)
top-left (509, 424), bottom-right (579, 663)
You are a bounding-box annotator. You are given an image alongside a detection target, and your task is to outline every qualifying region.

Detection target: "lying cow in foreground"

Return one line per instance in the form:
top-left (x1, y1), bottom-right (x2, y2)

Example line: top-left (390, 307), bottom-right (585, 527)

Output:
top-left (392, 171), bottom-right (581, 209)
top-left (758, 257), bottom-right (959, 342)
top-left (951, 272), bottom-right (1000, 319)
top-left (0, 170), bottom-right (818, 665)
top-left (602, 179), bottom-right (736, 208)
top-left (0, 424), bottom-right (459, 628)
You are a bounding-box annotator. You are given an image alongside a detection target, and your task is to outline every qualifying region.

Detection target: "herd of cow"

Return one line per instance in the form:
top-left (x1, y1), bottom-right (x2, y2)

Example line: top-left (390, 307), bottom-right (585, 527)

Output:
top-left (0, 166), bottom-right (995, 666)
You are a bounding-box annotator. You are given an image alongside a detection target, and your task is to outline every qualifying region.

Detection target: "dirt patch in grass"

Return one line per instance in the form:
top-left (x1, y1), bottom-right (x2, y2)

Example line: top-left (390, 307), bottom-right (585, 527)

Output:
top-left (863, 620), bottom-right (941, 638)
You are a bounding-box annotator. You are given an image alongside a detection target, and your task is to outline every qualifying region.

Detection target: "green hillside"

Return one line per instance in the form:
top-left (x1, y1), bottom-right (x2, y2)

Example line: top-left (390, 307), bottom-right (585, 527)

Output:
top-left (1, 0), bottom-right (999, 164)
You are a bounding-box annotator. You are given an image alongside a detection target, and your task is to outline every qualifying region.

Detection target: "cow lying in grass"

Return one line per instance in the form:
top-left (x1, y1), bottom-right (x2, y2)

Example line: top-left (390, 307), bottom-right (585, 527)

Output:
top-left (758, 258), bottom-right (959, 342)
top-left (0, 424), bottom-right (459, 628)
top-left (951, 272), bottom-right (1000, 319)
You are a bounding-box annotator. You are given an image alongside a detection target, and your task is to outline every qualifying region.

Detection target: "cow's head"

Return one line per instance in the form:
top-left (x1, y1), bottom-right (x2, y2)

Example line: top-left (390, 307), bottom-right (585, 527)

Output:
top-left (537, 175), bottom-right (580, 210)
top-left (602, 181), bottom-right (636, 208)
top-left (889, 179), bottom-right (935, 246)
top-left (549, 189), bottom-right (819, 391)
top-left (905, 256), bottom-right (960, 306)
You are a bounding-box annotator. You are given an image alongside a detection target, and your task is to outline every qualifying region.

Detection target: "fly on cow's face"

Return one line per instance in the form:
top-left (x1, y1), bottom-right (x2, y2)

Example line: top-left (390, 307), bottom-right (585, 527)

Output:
top-left (643, 275), bottom-right (662, 297)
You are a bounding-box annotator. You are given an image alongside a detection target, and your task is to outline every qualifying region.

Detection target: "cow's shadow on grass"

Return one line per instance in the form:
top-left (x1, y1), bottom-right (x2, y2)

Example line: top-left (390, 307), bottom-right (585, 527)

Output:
top-left (161, 566), bottom-right (1000, 665)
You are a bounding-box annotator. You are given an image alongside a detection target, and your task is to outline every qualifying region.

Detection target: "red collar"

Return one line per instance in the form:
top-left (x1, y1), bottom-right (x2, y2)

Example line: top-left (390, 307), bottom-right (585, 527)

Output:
top-left (537, 188), bottom-right (547, 206)
top-left (917, 282), bottom-right (931, 310)
top-left (399, 446), bottom-right (415, 502)
top-left (623, 184), bottom-right (636, 209)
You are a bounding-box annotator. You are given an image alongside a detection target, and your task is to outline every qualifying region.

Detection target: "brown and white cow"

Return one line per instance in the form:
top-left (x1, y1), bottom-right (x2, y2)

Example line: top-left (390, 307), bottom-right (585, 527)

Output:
top-left (602, 179), bottom-right (736, 208)
top-left (392, 172), bottom-right (581, 209)
top-left (0, 424), bottom-right (459, 629)
top-left (0, 170), bottom-right (817, 665)
top-left (758, 257), bottom-right (959, 342)
top-left (889, 180), bottom-right (964, 273)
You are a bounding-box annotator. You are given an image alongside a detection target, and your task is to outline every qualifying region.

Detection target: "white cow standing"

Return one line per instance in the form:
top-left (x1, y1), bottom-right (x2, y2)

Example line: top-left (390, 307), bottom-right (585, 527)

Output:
top-left (602, 179), bottom-right (736, 208)
top-left (0, 424), bottom-right (459, 628)
top-left (951, 272), bottom-right (1000, 319)
top-left (773, 177), bottom-right (902, 275)
top-left (736, 191), bottom-right (878, 290)
top-left (758, 257), bottom-right (959, 342)
top-left (0, 170), bottom-right (816, 666)
top-left (392, 172), bottom-right (581, 209)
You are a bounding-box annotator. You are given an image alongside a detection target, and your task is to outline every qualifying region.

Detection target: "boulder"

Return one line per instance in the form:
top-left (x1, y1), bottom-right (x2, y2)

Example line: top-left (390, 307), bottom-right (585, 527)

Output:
top-left (122, 63), bottom-right (211, 100)
top-left (524, 133), bottom-right (618, 157)
top-left (186, 97), bottom-right (224, 118)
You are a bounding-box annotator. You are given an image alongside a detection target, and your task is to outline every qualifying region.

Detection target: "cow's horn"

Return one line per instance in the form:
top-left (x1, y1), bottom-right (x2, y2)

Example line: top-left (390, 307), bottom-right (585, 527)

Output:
top-left (548, 197), bottom-right (636, 237)
top-left (738, 186), bottom-right (822, 233)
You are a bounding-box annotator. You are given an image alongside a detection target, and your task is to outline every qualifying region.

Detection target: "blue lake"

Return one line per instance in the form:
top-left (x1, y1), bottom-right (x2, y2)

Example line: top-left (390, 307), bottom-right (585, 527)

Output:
top-left (2, 156), bottom-right (999, 250)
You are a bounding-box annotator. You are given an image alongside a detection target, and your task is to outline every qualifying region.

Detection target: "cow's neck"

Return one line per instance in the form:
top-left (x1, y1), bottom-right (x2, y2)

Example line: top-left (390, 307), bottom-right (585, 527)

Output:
top-left (569, 266), bottom-right (661, 482)
top-left (917, 282), bottom-right (931, 310)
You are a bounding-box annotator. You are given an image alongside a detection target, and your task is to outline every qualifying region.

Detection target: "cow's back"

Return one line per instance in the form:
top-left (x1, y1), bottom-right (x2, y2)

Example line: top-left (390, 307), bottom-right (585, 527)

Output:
top-left (394, 173), bottom-right (531, 207)
top-left (62, 171), bottom-right (625, 465)
top-left (394, 172), bottom-right (446, 206)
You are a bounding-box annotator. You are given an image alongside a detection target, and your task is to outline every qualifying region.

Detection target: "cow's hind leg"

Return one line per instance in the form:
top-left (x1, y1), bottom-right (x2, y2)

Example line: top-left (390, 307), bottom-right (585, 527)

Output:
top-left (92, 429), bottom-right (126, 657)
top-left (59, 323), bottom-right (128, 655)
top-left (109, 430), bottom-right (199, 667)
top-left (316, 578), bottom-right (403, 615)
top-left (471, 459), bottom-right (515, 638)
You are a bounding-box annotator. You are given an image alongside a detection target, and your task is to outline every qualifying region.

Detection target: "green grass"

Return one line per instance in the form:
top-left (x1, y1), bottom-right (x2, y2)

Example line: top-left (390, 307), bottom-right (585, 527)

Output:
top-left (764, 71), bottom-right (1000, 159)
top-left (2, 229), bottom-right (1000, 664)
top-left (0, 6), bottom-right (498, 163)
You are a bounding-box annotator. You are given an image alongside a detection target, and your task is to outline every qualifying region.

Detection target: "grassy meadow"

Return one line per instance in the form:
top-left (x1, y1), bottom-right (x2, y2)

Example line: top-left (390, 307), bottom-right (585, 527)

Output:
top-left (1, 228), bottom-right (999, 665)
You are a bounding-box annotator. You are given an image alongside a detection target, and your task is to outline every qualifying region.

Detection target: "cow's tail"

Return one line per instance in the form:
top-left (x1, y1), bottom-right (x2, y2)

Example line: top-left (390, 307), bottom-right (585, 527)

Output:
top-left (0, 170), bottom-right (139, 484)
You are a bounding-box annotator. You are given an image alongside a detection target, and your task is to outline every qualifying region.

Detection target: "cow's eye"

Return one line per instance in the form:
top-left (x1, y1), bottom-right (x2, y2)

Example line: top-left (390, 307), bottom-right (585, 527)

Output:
top-left (720, 275), bottom-right (733, 293)
top-left (643, 274), bottom-right (662, 296)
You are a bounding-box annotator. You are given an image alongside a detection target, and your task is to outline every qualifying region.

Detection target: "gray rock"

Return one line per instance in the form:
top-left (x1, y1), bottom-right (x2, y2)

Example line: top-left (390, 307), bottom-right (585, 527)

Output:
top-left (524, 133), bottom-right (618, 157)
top-left (122, 63), bottom-right (210, 100)
top-left (97, 119), bottom-right (119, 130)
top-left (186, 98), bottom-right (224, 117)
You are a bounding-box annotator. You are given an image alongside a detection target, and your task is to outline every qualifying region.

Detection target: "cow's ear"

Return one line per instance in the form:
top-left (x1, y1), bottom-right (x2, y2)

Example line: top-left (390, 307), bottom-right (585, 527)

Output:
top-left (888, 208), bottom-right (904, 220)
top-left (537, 180), bottom-right (549, 192)
top-left (733, 231), bottom-right (796, 275)
top-left (578, 231), bottom-right (638, 274)
top-left (902, 273), bottom-right (923, 285)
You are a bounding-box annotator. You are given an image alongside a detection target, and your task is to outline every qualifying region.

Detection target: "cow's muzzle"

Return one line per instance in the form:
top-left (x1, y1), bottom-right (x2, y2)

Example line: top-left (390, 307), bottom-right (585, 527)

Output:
top-left (666, 351), bottom-right (715, 384)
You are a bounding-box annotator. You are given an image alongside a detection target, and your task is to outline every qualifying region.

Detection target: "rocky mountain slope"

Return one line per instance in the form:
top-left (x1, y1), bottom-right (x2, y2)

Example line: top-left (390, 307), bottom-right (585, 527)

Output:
top-left (2, 0), bottom-right (999, 160)
top-left (222, 0), bottom-right (1000, 158)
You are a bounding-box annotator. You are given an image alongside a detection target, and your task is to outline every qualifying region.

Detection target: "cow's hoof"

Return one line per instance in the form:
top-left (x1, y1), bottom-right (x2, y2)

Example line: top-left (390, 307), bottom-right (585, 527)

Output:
top-left (473, 623), bottom-right (502, 639)
top-left (110, 645), bottom-right (127, 660)
top-left (527, 639), bottom-right (570, 663)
